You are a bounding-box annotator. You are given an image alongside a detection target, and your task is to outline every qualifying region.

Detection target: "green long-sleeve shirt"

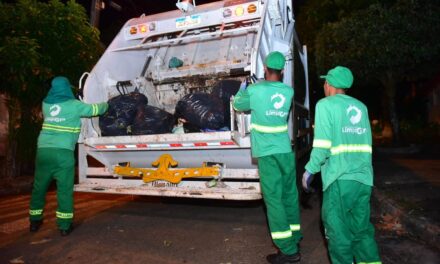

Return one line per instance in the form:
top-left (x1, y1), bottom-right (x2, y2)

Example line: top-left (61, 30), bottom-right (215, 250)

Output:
top-left (305, 94), bottom-right (373, 191)
top-left (233, 81), bottom-right (294, 157)
top-left (38, 100), bottom-right (108, 150)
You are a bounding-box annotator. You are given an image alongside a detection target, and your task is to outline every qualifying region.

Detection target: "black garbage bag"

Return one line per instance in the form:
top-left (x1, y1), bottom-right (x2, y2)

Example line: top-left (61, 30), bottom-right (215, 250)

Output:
top-left (132, 105), bottom-right (175, 135)
top-left (175, 93), bottom-right (225, 130)
top-left (99, 92), bottom-right (148, 136)
top-left (99, 114), bottom-right (131, 136)
top-left (211, 80), bottom-right (241, 128)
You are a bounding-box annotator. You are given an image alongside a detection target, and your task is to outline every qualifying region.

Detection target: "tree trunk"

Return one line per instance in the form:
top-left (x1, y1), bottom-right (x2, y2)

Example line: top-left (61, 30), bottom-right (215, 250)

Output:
top-left (381, 72), bottom-right (400, 145)
top-left (5, 97), bottom-right (20, 178)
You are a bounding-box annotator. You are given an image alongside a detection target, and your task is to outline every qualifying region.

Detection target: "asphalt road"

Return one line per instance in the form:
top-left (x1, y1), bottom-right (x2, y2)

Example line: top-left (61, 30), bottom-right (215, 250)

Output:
top-left (0, 191), bottom-right (330, 264)
top-left (1, 169), bottom-right (439, 264)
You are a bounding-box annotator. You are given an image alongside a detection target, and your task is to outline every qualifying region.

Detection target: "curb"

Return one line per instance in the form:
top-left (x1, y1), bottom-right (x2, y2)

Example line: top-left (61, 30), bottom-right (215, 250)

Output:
top-left (372, 189), bottom-right (440, 250)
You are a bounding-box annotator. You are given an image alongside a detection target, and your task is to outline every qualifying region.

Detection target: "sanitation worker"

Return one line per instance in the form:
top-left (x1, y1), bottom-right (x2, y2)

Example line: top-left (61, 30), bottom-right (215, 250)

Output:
top-left (29, 76), bottom-right (108, 236)
top-left (302, 66), bottom-right (381, 264)
top-left (233, 51), bottom-right (301, 264)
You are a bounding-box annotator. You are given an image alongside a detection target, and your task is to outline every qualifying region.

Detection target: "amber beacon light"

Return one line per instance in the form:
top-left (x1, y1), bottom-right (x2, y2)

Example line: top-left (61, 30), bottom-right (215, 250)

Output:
top-left (247, 4), bottom-right (257, 13)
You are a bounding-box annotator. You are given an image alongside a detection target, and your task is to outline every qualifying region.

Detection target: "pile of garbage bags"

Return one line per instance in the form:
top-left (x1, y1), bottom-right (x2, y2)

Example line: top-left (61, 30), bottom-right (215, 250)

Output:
top-left (99, 80), bottom-right (241, 136)
top-left (99, 92), bottom-right (175, 136)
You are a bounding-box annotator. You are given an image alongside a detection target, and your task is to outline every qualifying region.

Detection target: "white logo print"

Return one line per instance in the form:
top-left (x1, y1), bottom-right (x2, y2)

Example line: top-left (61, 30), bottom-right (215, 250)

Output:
top-left (346, 105), bottom-right (362, 125)
top-left (50, 105), bottom-right (61, 117)
top-left (271, 93), bottom-right (286, 109)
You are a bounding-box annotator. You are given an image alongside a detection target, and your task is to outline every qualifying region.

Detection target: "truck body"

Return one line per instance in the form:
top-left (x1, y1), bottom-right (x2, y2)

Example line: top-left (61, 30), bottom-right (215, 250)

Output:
top-left (76, 0), bottom-right (311, 200)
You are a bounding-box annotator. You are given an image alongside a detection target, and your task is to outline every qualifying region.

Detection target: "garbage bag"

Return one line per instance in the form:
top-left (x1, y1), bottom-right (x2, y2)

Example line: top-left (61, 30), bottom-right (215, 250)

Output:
top-left (132, 105), bottom-right (175, 135)
top-left (175, 93), bottom-right (224, 130)
top-left (211, 80), bottom-right (241, 128)
top-left (99, 92), bottom-right (148, 136)
top-left (99, 114), bottom-right (131, 136)
top-left (105, 92), bottom-right (148, 121)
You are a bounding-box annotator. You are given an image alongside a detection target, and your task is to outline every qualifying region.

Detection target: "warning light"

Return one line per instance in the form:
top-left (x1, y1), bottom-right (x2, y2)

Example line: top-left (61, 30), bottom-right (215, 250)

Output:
top-left (247, 4), bottom-right (257, 13)
top-left (235, 6), bottom-right (244, 16)
top-left (130, 26), bottom-right (137, 35)
top-left (223, 8), bottom-right (232, 18)
top-left (139, 24), bottom-right (147, 33)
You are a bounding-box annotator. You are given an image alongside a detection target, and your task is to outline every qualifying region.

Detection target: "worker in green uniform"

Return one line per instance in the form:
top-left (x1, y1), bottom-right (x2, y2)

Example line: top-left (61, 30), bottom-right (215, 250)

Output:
top-left (233, 52), bottom-right (301, 264)
top-left (29, 76), bottom-right (108, 236)
top-left (302, 66), bottom-right (381, 264)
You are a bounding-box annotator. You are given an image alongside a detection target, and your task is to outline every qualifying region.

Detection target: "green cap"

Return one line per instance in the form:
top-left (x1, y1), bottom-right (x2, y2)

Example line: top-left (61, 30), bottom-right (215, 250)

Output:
top-left (265, 51), bottom-right (286, 70)
top-left (320, 66), bottom-right (354, 89)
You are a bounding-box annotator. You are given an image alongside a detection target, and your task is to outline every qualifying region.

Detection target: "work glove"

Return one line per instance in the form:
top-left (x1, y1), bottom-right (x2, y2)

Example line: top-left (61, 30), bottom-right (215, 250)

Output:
top-left (239, 79), bottom-right (248, 91)
top-left (302, 171), bottom-right (315, 193)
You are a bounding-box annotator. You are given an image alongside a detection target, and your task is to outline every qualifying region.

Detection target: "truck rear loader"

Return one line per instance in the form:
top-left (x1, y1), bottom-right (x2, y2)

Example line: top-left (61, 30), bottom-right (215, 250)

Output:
top-left (76, 0), bottom-right (311, 200)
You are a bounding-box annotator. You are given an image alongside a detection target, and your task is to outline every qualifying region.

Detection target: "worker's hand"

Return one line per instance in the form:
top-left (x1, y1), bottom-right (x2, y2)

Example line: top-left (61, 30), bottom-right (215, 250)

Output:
top-left (239, 79), bottom-right (248, 91)
top-left (302, 171), bottom-right (315, 193)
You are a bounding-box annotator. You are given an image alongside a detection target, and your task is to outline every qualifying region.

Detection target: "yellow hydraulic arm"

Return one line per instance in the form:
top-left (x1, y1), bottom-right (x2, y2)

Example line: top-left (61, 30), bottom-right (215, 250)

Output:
top-left (113, 154), bottom-right (220, 184)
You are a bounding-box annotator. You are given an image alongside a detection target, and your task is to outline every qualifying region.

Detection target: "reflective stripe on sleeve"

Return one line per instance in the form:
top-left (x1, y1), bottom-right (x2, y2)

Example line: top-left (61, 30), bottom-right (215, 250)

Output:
top-left (290, 224), bottom-right (300, 231)
top-left (251, 123), bottom-right (288, 133)
top-left (312, 139), bottom-right (332, 149)
top-left (271, 230), bottom-right (292, 240)
top-left (29, 209), bottom-right (43, 216)
top-left (56, 211), bottom-right (74, 219)
top-left (42, 123), bottom-right (81, 133)
top-left (330, 144), bottom-right (372, 155)
top-left (358, 262), bottom-right (382, 264)
top-left (92, 104), bottom-right (98, 116)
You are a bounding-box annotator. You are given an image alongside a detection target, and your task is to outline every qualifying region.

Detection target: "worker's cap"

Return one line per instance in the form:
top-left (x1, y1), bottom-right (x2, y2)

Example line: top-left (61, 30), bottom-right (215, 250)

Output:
top-left (51, 76), bottom-right (73, 89)
top-left (320, 66), bottom-right (353, 89)
top-left (265, 51), bottom-right (286, 70)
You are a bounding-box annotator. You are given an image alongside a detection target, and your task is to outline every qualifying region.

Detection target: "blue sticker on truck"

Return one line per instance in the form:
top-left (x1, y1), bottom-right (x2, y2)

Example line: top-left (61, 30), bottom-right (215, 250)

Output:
top-left (176, 15), bottom-right (201, 29)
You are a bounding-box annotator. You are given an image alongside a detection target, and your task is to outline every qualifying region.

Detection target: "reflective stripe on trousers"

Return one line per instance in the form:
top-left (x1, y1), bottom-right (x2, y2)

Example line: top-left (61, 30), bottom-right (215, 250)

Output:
top-left (271, 230), bottom-right (292, 240)
top-left (29, 209), bottom-right (43, 216)
top-left (56, 211), bottom-right (73, 219)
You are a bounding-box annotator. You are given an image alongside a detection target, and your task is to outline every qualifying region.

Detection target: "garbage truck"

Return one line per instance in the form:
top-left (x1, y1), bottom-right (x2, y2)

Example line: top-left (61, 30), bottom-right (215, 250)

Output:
top-left (75, 0), bottom-right (311, 200)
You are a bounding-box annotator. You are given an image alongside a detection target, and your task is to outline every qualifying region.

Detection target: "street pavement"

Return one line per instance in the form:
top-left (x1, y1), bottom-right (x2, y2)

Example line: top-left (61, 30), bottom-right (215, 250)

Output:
top-left (0, 191), bottom-right (330, 264)
top-left (0, 149), bottom-right (439, 263)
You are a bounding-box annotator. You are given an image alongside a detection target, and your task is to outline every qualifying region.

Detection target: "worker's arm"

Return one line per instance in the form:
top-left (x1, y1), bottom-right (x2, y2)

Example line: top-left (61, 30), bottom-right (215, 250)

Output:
top-left (304, 101), bottom-right (332, 174)
top-left (75, 101), bottom-right (109, 117)
top-left (232, 83), bottom-right (251, 111)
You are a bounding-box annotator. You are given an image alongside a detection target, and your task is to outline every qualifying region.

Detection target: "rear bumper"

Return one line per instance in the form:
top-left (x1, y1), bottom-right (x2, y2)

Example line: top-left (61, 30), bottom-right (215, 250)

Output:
top-left (74, 182), bottom-right (262, 200)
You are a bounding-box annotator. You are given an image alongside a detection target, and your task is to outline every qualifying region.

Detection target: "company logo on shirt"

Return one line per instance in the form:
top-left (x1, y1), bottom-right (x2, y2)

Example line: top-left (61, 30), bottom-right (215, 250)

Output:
top-left (50, 105), bottom-right (61, 117)
top-left (266, 93), bottom-right (288, 117)
top-left (45, 104), bottom-right (66, 122)
top-left (342, 105), bottom-right (366, 135)
top-left (271, 93), bottom-right (286, 109)
top-left (346, 105), bottom-right (362, 125)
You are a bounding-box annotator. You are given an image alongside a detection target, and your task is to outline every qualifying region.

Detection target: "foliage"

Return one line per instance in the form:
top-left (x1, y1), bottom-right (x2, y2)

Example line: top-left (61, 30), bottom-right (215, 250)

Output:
top-left (0, 0), bottom-right (103, 176)
top-left (313, 0), bottom-right (440, 144)
top-left (315, 0), bottom-right (440, 81)
top-left (294, 0), bottom-right (392, 109)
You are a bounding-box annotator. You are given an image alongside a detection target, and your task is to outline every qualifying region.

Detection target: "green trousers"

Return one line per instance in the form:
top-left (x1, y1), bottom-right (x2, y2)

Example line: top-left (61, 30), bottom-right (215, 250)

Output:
top-left (322, 180), bottom-right (381, 264)
top-left (258, 152), bottom-right (302, 255)
top-left (29, 148), bottom-right (75, 230)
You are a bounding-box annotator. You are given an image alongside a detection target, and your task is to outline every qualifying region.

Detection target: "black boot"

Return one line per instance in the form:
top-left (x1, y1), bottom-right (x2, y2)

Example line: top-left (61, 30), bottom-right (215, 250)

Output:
top-left (29, 220), bottom-right (43, 232)
top-left (59, 225), bottom-right (74, 236)
top-left (266, 251), bottom-right (301, 264)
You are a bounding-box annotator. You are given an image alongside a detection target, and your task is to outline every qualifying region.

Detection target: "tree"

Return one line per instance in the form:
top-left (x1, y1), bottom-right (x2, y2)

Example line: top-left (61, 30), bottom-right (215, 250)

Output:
top-left (314, 0), bottom-right (440, 144)
top-left (0, 0), bottom-right (104, 177)
top-left (294, 0), bottom-right (391, 111)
